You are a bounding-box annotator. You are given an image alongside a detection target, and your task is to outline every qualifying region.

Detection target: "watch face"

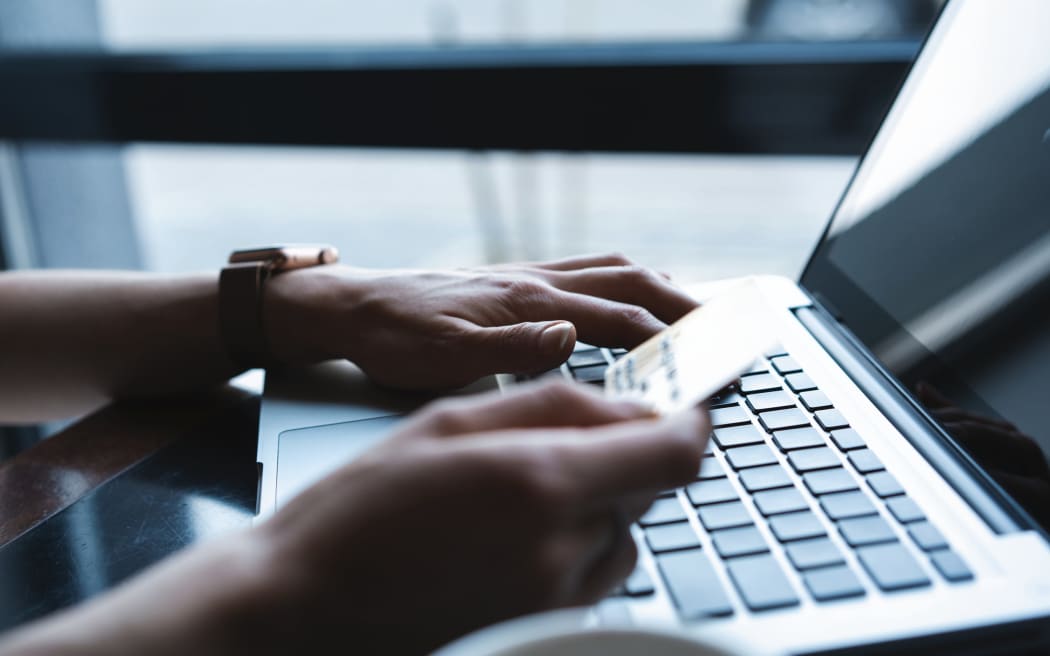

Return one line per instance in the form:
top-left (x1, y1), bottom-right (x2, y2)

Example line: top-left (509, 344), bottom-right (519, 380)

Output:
top-left (228, 245), bottom-right (339, 269)
top-left (228, 247), bottom-right (288, 264)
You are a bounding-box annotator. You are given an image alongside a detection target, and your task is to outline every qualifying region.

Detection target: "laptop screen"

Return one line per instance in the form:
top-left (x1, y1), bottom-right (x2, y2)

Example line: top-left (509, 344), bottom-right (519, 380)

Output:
top-left (801, 1), bottom-right (1050, 528)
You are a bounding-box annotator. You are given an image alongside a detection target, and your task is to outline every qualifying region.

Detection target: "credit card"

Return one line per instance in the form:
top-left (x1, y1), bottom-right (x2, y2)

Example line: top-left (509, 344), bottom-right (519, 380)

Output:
top-left (605, 279), bottom-right (779, 414)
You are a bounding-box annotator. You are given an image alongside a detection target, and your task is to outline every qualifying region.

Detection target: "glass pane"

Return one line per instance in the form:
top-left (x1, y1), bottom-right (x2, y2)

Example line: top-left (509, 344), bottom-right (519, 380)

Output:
top-left (125, 146), bottom-right (853, 282)
top-left (87, 1), bottom-right (939, 50)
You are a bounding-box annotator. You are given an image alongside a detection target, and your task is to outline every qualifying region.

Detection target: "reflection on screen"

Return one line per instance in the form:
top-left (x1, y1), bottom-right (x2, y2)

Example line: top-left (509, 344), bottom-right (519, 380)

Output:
top-left (805, 1), bottom-right (1050, 527)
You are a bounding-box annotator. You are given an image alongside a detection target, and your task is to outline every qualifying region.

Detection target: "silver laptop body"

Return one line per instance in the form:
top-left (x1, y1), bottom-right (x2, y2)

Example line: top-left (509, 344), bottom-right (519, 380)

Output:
top-left (254, 2), bottom-right (1050, 652)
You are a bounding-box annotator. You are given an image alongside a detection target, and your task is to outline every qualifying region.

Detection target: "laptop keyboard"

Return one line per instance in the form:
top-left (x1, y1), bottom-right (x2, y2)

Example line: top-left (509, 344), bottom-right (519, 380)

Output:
top-left (531, 346), bottom-right (976, 619)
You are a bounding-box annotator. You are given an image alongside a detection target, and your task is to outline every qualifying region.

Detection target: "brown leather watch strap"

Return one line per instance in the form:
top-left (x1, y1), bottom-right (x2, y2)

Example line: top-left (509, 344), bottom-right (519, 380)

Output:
top-left (219, 244), bottom-right (338, 369)
top-left (219, 261), bottom-right (272, 369)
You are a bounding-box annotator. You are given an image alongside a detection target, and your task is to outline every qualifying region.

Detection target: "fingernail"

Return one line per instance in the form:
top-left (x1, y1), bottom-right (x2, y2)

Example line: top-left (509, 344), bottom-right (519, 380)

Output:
top-left (541, 322), bottom-right (576, 353)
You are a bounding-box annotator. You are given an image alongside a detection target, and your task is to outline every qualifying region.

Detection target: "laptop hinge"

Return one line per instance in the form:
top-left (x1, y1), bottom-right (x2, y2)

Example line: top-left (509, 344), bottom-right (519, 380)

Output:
top-left (795, 304), bottom-right (1032, 536)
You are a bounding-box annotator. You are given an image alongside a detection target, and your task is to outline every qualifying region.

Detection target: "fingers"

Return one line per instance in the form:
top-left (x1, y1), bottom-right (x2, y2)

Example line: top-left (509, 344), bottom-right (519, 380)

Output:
top-left (399, 380), bottom-right (655, 438)
top-left (463, 320), bottom-right (577, 378)
top-left (459, 274), bottom-right (667, 350)
top-left (406, 382), bottom-right (706, 501)
top-left (529, 252), bottom-right (633, 272)
top-left (519, 511), bottom-right (636, 610)
top-left (554, 408), bottom-right (710, 505)
top-left (479, 255), bottom-right (691, 348)
top-left (525, 289), bottom-right (668, 347)
top-left (545, 265), bottom-right (699, 324)
top-left (572, 514), bottom-right (638, 604)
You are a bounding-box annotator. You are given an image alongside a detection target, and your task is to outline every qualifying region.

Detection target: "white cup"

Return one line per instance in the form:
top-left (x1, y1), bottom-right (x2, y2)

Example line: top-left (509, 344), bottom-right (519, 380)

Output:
top-left (434, 608), bottom-right (763, 656)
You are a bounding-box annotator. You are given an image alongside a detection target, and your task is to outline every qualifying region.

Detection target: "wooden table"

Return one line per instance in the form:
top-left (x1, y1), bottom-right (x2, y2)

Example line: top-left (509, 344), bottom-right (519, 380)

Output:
top-left (0, 387), bottom-right (259, 632)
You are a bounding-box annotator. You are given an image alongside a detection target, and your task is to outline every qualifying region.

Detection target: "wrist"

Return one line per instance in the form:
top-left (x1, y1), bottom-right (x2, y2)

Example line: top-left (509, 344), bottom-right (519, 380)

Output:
top-left (262, 265), bottom-right (365, 366)
top-left (219, 245), bottom-right (339, 369)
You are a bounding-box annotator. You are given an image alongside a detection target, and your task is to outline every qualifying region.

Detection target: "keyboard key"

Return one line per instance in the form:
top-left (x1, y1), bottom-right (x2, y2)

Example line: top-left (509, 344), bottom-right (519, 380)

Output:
top-left (725, 554), bottom-right (800, 611)
top-left (799, 390), bottom-right (833, 411)
top-left (746, 390), bottom-right (797, 413)
top-left (772, 427), bottom-right (826, 451)
top-left (769, 511), bottom-right (826, 542)
top-left (646, 522), bottom-right (703, 553)
top-left (930, 550), bottom-right (974, 582)
top-left (867, 471), bottom-right (905, 498)
top-left (710, 390), bottom-right (744, 408)
top-left (785, 373), bottom-right (817, 392)
top-left (609, 347), bottom-right (628, 358)
top-left (568, 348), bottom-right (607, 368)
top-left (848, 449), bottom-right (885, 474)
top-left (698, 501), bottom-right (753, 531)
top-left (785, 538), bottom-right (846, 570)
top-left (753, 488), bottom-right (809, 517)
top-left (713, 424), bottom-right (766, 449)
top-left (656, 550), bottom-right (735, 619)
top-left (803, 566), bottom-right (866, 602)
top-left (830, 428), bottom-right (866, 451)
top-left (759, 409), bottom-right (811, 433)
top-left (839, 516), bottom-right (898, 547)
top-left (698, 457), bottom-right (727, 480)
top-left (711, 525), bottom-right (769, 559)
top-left (572, 363), bottom-right (608, 383)
top-left (908, 521), bottom-right (949, 551)
top-left (710, 405), bottom-right (752, 427)
top-left (765, 346), bottom-right (788, 359)
top-left (640, 497), bottom-right (689, 526)
top-left (624, 567), bottom-right (655, 596)
top-left (739, 373), bottom-right (782, 394)
top-left (787, 447), bottom-right (841, 473)
top-left (815, 409), bottom-right (850, 431)
top-left (856, 543), bottom-right (931, 591)
top-left (738, 465), bottom-right (793, 492)
top-left (803, 469), bottom-right (860, 495)
top-left (725, 444), bottom-right (779, 470)
top-left (819, 491), bottom-right (878, 520)
top-left (686, 479), bottom-right (738, 506)
top-left (771, 355), bottom-right (802, 375)
top-left (886, 497), bottom-right (925, 524)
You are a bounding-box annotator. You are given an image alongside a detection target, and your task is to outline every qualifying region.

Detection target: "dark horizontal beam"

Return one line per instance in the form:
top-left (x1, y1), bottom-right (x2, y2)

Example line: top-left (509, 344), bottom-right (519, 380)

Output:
top-left (0, 41), bottom-right (917, 155)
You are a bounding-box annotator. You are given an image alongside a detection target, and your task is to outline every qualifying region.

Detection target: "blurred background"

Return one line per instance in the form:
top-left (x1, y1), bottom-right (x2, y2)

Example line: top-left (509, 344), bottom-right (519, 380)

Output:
top-left (0, 1), bottom-right (941, 280)
top-left (0, 0), bottom-right (938, 445)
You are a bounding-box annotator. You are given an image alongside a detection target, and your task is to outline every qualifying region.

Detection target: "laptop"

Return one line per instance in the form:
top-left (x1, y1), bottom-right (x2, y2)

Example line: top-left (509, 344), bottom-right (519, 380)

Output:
top-left (254, 1), bottom-right (1050, 652)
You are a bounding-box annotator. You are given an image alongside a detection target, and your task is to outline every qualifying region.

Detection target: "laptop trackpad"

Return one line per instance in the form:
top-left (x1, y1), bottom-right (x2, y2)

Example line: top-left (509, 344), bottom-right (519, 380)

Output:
top-left (275, 415), bottom-right (402, 507)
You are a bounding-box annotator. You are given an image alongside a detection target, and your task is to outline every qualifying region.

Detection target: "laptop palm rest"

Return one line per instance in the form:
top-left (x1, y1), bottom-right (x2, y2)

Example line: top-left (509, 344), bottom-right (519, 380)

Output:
top-left (276, 415), bottom-right (402, 506)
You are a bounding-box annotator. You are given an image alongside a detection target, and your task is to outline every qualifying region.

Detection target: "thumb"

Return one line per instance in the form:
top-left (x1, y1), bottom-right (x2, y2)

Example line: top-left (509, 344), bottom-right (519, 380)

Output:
top-left (471, 321), bottom-right (576, 375)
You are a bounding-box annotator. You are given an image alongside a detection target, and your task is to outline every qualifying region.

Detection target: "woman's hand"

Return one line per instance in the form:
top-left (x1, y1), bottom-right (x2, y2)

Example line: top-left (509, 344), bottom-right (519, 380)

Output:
top-left (253, 381), bottom-right (709, 653)
top-left (0, 382), bottom-right (709, 656)
top-left (264, 253), bottom-right (698, 389)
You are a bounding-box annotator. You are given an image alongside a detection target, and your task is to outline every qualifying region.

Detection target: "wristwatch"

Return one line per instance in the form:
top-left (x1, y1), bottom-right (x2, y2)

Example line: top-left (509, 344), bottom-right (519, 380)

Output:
top-left (219, 244), bottom-right (339, 368)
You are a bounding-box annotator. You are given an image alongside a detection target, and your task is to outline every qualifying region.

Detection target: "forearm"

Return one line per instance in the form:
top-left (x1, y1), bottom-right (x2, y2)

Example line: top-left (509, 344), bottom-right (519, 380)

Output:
top-left (0, 532), bottom-right (281, 656)
top-left (0, 271), bottom-right (241, 422)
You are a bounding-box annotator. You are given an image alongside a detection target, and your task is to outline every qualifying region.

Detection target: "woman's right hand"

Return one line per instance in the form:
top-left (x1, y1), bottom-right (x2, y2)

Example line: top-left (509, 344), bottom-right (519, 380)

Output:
top-left (255, 381), bottom-right (709, 654)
